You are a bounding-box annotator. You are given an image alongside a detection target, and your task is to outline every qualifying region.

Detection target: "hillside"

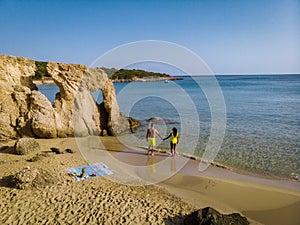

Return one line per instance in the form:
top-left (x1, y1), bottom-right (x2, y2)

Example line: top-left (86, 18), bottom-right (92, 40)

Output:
top-left (98, 67), bottom-right (182, 82)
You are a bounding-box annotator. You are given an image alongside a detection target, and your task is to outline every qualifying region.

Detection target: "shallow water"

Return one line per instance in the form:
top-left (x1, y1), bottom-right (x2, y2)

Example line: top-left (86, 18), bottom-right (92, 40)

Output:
top-left (39, 75), bottom-right (300, 179)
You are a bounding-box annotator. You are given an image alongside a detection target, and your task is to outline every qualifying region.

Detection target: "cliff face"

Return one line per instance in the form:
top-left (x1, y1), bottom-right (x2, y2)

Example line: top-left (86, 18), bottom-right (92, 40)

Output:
top-left (0, 54), bottom-right (132, 140)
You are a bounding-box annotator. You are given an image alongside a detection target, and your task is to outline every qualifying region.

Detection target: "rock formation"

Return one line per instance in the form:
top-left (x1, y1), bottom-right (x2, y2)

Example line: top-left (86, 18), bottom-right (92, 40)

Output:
top-left (8, 167), bottom-right (57, 189)
top-left (184, 207), bottom-right (249, 225)
top-left (0, 54), bottom-right (135, 140)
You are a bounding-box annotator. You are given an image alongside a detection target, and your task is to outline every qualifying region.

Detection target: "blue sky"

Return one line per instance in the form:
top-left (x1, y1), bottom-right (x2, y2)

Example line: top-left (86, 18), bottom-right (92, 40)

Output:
top-left (0, 0), bottom-right (299, 74)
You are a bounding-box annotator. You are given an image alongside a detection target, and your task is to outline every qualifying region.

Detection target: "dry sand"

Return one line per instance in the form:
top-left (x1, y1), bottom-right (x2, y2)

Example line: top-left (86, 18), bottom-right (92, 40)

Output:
top-left (0, 137), bottom-right (299, 225)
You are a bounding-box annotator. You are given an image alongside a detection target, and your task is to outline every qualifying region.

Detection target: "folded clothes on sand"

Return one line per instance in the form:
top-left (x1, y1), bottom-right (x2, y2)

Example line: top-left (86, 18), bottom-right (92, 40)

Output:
top-left (67, 162), bottom-right (114, 181)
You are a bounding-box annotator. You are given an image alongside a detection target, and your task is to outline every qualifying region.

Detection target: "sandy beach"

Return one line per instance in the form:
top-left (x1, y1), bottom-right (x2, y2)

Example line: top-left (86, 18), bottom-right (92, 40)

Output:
top-left (1, 0), bottom-right (299, 224)
top-left (0, 137), bottom-right (299, 225)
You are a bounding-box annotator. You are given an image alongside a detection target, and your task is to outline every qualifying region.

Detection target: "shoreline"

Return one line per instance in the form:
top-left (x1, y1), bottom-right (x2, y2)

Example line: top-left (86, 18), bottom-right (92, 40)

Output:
top-left (177, 152), bottom-right (300, 184)
top-left (105, 140), bottom-right (300, 193)
top-left (98, 139), bottom-right (300, 189)
top-left (1, 137), bottom-right (299, 224)
top-left (112, 76), bottom-right (182, 83)
top-left (99, 136), bottom-right (300, 224)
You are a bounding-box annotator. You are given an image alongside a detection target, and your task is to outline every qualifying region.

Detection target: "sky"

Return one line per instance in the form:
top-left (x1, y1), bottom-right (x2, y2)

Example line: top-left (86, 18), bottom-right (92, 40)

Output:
top-left (0, 0), bottom-right (299, 75)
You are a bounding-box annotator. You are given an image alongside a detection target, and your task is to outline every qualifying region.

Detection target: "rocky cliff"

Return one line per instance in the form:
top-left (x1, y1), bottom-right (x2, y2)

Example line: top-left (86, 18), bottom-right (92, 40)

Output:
top-left (0, 54), bottom-right (134, 140)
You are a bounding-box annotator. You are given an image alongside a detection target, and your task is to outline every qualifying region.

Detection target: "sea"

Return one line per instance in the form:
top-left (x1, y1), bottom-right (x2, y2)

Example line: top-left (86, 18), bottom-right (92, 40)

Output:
top-left (38, 75), bottom-right (300, 180)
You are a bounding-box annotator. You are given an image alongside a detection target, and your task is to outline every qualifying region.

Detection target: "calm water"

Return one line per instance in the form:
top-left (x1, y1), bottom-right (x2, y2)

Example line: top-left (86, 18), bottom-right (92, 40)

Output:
top-left (39, 75), bottom-right (300, 179)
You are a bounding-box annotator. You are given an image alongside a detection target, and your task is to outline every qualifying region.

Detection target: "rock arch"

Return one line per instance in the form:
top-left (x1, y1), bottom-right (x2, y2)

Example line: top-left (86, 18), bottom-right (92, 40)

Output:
top-left (0, 54), bottom-right (133, 140)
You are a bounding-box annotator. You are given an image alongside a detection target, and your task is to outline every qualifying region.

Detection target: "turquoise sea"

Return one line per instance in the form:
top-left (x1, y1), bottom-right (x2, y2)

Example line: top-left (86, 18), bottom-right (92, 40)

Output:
top-left (39, 75), bottom-right (300, 179)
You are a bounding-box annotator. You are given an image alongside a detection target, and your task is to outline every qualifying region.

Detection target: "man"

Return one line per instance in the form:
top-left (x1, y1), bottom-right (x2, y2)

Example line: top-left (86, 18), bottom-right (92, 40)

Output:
top-left (146, 123), bottom-right (163, 156)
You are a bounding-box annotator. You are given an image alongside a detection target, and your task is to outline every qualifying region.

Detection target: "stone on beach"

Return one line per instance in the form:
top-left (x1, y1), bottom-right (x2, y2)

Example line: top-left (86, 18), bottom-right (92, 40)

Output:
top-left (9, 167), bottom-right (57, 189)
top-left (50, 147), bottom-right (64, 154)
top-left (14, 138), bottom-right (40, 155)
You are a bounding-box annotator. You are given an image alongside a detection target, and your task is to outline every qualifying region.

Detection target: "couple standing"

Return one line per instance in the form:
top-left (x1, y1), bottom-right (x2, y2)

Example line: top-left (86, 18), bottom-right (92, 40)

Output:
top-left (146, 123), bottom-right (179, 156)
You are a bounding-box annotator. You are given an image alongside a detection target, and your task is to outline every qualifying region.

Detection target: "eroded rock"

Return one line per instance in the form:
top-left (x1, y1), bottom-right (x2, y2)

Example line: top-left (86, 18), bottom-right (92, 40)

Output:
top-left (30, 91), bottom-right (57, 138)
top-left (0, 54), bottom-right (135, 140)
top-left (14, 138), bottom-right (40, 155)
top-left (0, 55), bottom-right (36, 139)
top-left (10, 167), bottom-right (57, 189)
top-left (184, 207), bottom-right (249, 225)
top-left (102, 80), bottom-right (130, 135)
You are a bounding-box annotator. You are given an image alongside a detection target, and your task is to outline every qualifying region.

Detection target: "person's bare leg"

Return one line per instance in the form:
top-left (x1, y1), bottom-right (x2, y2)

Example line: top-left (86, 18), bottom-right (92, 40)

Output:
top-left (173, 144), bottom-right (177, 156)
top-left (147, 145), bottom-right (151, 155)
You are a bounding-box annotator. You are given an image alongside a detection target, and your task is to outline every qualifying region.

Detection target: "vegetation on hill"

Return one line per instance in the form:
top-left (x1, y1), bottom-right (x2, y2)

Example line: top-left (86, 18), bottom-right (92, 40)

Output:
top-left (99, 67), bottom-right (171, 80)
top-left (99, 67), bottom-right (118, 78)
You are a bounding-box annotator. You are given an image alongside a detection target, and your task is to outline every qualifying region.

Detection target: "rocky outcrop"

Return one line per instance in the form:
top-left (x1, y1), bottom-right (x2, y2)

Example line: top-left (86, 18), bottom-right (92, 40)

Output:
top-left (184, 207), bottom-right (249, 225)
top-left (30, 91), bottom-right (58, 138)
top-left (0, 55), bottom-right (36, 139)
top-left (102, 80), bottom-right (129, 135)
top-left (46, 62), bottom-right (108, 137)
top-left (0, 54), bottom-right (136, 140)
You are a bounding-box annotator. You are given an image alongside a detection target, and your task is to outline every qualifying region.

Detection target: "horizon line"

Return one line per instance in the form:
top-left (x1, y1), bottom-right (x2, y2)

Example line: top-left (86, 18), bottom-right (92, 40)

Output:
top-left (171, 73), bottom-right (300, 76)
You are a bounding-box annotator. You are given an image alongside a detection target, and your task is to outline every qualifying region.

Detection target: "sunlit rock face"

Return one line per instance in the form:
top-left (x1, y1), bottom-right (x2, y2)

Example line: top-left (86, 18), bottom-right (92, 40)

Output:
top-left (0, 54), bottom-right (132, 140)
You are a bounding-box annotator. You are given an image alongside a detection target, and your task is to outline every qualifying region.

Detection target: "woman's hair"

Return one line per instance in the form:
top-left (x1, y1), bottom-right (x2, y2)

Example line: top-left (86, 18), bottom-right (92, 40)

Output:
top-left (172, 127), bottom-right (177, 136)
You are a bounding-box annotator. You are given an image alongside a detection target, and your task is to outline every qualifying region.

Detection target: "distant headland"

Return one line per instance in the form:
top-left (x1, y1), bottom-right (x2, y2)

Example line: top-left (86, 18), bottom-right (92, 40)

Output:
top-left (33, 62), bottom-right (182, 84)
top-left (100, 67), bottom-right (182, 83)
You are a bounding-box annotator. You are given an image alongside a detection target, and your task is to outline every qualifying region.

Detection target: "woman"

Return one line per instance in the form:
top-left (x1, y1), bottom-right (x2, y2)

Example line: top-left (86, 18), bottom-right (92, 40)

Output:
top-left (164, 127), bottom-right (179, 157)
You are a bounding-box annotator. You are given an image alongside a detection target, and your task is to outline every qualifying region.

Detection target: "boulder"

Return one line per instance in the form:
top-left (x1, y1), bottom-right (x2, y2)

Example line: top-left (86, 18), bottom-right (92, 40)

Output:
top-left (50, 147), bottom-right (63, 154)
top-left (102, 129), bottom-right (108, 136)
top-left (14, 138), bottom-right (40, 155)
top-left (30, 91), bottom-right (57, 138)
top-left (27, 153), bottom-right (50, 162)
top-left (10, 167), bottom-right (57, 189)
top-left (65, 148), bottom-right (75, 153)
top-left (184, 207), bottom-right (249, 225)
top-left (129, 117), bottom-right (140, 133)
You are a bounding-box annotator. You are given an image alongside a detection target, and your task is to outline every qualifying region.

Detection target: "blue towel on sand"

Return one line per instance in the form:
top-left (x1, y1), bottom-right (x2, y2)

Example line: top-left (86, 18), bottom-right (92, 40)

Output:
top-left (67, 162), bottom-right (114, 181)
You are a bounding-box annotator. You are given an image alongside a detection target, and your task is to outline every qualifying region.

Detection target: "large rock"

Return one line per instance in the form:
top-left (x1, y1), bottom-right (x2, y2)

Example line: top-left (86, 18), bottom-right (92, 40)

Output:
top-left (184, 207), bottom-right (249, 225)
top-left (14, 138), bottom-right (40, 155)
top-left (0, 55), bottom-right (36, 139)
top-left (30, 91), bottom-right (58, 138)
top-left (9, 167), bottom-right (57, 189)
top-left (0, 54), bottom-right (135, 140)
top-left (102, 80), bottom-right (130, 135)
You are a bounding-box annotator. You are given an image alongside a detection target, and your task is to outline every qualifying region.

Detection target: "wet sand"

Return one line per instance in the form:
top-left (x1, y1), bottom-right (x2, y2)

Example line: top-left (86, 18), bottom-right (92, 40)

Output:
top-left (109, 138), bottom-right (300, 225)
top-left (0, 136), bottom-right (299, 224)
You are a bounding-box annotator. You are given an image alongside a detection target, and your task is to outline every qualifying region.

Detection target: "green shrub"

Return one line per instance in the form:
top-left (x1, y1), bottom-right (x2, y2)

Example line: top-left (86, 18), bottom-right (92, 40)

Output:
top-left (34, 61), bottom-right (51, 80)
top-left (107, 68), bottom-right (170, 80)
